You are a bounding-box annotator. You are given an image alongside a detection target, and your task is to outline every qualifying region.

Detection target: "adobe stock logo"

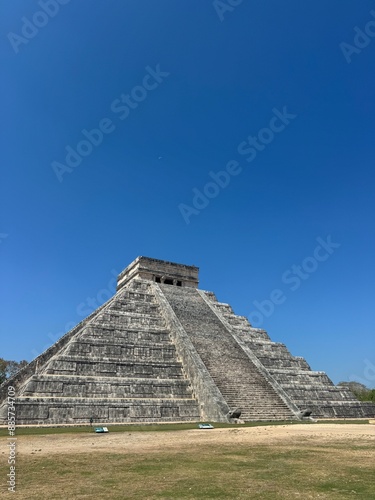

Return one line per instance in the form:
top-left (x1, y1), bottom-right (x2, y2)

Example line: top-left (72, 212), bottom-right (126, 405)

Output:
top-left (213, 0), bottom-right (243, 22)
top-left (340, 10), bottom-right (375, 63)
top-left (349, 359), bottom-right (375, 388)
top-left (178, 106), bottom-right (296, 224)
top-left (7, 0), bottom-right (71, 54)
top-left (248, 235), bottom-right (340, 327)
top-left (0, 233), bottom-right (9, 244)
top-left (31, 269), bottom-right (119, 358)
top-left (51, 64), bottom-right (169, 182)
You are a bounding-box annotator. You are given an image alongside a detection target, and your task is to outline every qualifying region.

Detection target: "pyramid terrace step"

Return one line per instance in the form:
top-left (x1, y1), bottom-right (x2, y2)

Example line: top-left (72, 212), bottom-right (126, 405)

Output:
top-left (256, 360), bottom-right (305, 370)
top-left (285, 393), bottom-right (358, 403)
top-left (89, 322), bottom-right (169, 334)
top-left (120, 291), bottom-right (156, 302)
top-left (17, 396), bottom-right (197, 402)
top-left (101, 310), bottom-right (164, 320)
top-left (293, 400), bottom-right (364, 407)
top-left (212, 301), bottom-right (232, 308)
top-left (13, 396), bottom-right (200, 424)
top-left (221, 313), bottom-right (249, 322)
top-left (45, 357), bottom-right (185, 379)
top-left (114, 291), bottom-right (156, 300)
top-left (251, 348), bottom-right (291, 357)
top-left (65, 340), bottom-right (177, 361)
top-left (92, 315), bottom-right (165, 329)
top-left (124, 279), bottom-right (152, 289)
top-left (243, 339), bottom-right (286, 347)
top-left (21, 374), bottom-right (193, 399)
top-left (46, 355), bottom-right (182, 367)
top-left (32, 373), bottom-right (186, 381)
top-left (81, 333), bottom-right (172, 344)
top-left (268, 369), bottom-right (331, 380)
top-left (70, 338), bottom-right (175, 349)
top-left (235, 330), bottom-right (270, 339)
top-left (109, 303), bottom-right (161, 315)
top-left (280, 383), bottom-right (347, 391)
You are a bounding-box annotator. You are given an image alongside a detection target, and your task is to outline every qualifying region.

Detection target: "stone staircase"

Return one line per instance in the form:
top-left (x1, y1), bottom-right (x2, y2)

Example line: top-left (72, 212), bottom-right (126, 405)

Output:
top-left (203, 291), bottom-right (370, 418)
top-left (2, 279), bottom-right (199, 425)
top-left (159, 285), bottom-right (296, 421)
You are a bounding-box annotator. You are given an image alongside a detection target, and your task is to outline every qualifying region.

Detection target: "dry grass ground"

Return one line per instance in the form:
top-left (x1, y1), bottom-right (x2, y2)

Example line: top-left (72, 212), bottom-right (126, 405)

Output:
top-left (1, 423), bottom-right (374, 499)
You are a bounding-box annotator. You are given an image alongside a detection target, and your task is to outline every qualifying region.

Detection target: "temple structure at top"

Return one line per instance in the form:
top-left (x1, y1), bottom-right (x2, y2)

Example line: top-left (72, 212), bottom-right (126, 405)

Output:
top-left (117, 256), bottom-right (199, 290)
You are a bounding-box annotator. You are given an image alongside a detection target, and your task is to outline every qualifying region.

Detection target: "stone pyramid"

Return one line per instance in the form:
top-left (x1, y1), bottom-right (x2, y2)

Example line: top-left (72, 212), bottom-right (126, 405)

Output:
top-left (1, 257), bottom-right (374, 425)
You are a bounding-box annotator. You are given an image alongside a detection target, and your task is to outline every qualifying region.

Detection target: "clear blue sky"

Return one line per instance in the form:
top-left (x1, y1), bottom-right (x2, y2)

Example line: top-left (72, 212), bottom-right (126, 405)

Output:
top-left (1, 1), bottom-right (374, 387)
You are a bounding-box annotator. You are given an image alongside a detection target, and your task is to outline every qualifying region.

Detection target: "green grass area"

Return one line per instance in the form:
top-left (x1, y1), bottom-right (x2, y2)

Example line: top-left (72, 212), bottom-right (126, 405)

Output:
top-left (1, 440), bottom-right (373, 499)
top-left (0, 418), bottom-right (369, 437)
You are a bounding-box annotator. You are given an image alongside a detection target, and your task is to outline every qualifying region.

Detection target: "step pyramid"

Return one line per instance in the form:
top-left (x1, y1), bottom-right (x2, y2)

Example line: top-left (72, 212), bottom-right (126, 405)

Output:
top-left (1, 257), bottom-right (374, 425)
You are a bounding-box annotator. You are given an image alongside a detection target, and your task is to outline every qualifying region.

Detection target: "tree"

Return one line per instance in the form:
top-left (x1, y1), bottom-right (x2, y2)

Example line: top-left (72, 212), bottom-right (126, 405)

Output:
top-left (6, 360), bottom-right (28, 378)
top-left (0, 358), bottom-right (7, 385)
top-left (0, 358), bottom-right (28, 384)
top-left (366, 389), bottom-right (375, 403)
top-left (338, 381), bottom-right (375, 402)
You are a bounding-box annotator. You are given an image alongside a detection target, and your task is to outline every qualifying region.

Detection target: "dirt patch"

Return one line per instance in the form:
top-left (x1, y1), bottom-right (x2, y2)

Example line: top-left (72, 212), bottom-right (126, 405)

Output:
top-left (6, 423), bottom-right (374, 457)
